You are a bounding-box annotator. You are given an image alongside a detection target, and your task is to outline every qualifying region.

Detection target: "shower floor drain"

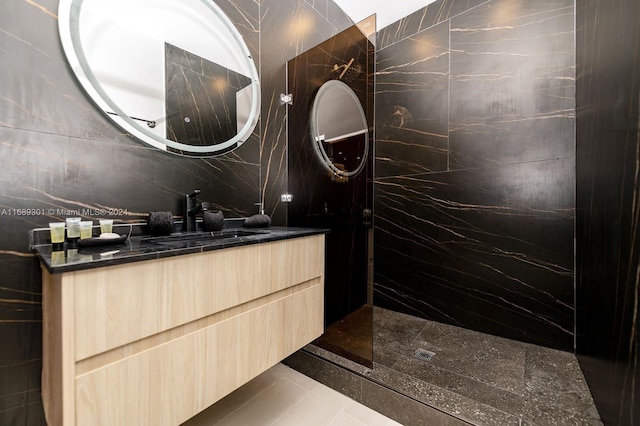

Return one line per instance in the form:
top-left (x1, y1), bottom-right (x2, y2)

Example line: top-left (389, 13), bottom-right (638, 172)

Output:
top-left (414, 348), bottom-right (436, 362)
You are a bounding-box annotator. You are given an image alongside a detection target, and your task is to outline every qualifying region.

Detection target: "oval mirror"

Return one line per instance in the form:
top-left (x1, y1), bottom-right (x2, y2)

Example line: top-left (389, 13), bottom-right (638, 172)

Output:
top-left (58, 0), bottom-right (260, 157)
top-left (310, 80), bottom-right (369, 177)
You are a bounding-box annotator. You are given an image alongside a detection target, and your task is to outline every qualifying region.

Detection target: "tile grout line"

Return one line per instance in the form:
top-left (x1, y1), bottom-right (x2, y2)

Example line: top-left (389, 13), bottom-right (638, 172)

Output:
top-left (215, 378), bottom-right (292, 426)
top-left (268, 379), bottom-right (318, 425)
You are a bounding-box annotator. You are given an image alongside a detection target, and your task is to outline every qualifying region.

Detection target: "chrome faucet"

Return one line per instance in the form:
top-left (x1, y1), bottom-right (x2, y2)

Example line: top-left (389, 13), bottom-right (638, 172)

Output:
top-left (184, 189), bottom-right (207, 232)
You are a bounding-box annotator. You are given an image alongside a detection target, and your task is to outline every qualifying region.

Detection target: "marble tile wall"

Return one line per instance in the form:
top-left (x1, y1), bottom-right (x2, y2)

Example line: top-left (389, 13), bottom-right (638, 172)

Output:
top-left (0, 0), bottom-right (351, 423)
top-left (575, 0), bottom-right (640, 423)
top-left (377, 0), bottom-right (489, 50)
top-left (374, 0), bottom-right (576, 350)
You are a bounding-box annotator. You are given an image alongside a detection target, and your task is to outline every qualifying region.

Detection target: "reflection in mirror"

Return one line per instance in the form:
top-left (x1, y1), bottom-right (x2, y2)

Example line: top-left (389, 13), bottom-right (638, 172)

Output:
top-left (310, 80), bottom-right (369, 178)
top-left (164, 43), bottom-right (253, 146)
top-left (58, 0), bottom-right (260, 157)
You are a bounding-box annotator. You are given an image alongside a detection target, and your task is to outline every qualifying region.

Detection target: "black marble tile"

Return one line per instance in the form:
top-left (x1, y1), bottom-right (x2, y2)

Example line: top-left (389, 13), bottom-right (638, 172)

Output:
top-left (375, 21), bottom-right (450, 177)
top-left (0, 256), bottom-right (45, 426)
top-left (448, 0), bottom-right (575, 169)
top-left (215, 0), bottom-right (260, 57)
top-left (575, 0), bottom-right (640, 424)
top-left (377, 0), bottom-right (489, 50)
top-left (0, 127), bottom-right (260, 222)
top-left (372, 0), bottom-right (576, 354)
top-left (374, 159), bottom-right (575, 350)
top-left (306, 0), bottom-right (329, 20)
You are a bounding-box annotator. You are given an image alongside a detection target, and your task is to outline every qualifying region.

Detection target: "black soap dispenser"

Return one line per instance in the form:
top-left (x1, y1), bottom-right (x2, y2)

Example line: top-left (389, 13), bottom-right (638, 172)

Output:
top-left (243, 202), bottom-right (271, 228)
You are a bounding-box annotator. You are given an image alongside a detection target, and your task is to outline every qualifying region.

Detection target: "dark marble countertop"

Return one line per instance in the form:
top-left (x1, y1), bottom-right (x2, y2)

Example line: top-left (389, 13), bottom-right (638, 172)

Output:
top-left (32, 222), bottom-right (328, 274)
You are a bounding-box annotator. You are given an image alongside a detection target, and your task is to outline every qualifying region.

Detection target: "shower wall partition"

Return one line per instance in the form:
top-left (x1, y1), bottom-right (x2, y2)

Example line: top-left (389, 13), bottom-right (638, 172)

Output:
top-left (286, 18), bottom-right (376, 367)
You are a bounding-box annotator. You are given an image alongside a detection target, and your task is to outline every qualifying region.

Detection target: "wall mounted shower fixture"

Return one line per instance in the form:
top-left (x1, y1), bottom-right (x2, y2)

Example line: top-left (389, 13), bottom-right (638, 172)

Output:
top-left (334, 58), bottom-right (355, 79)
top-left (333, 58), bottom-right (362, 83)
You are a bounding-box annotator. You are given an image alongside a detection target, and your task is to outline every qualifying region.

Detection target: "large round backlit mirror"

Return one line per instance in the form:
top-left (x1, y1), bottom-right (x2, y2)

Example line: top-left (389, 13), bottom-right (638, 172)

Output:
top-left (58, 0), bottom-right (260, 157)
top-left (310, 80), bottom-right (369, 178)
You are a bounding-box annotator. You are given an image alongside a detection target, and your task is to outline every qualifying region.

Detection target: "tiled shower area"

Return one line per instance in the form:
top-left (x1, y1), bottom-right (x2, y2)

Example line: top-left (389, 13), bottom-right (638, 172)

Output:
top-left (287, 0), bottom-right (638, 424)
top-left (286, 307), bottom-right (602, 425)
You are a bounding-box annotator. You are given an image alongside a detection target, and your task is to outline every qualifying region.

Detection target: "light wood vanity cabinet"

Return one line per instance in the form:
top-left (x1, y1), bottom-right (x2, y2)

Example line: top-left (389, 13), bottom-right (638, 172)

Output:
top-left (41, 234), bottom-right (325, 426)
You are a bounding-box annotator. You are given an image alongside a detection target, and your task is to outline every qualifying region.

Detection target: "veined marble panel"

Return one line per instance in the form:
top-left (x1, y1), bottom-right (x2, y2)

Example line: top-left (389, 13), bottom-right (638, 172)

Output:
top-left (377, 0), bottom-right (489, 50)
top-left (374, 158), bottom-right (575, 350)
top-left (376, 21), bottom-right (450, 177)
top-left (448, 0), bottom-right (575, 169)
top-left (575, 0), bottom-right (640, 423)
top-left (372, 0), bottom-right (576, 351)
top-left (0, 127), bottom-right (260, 224)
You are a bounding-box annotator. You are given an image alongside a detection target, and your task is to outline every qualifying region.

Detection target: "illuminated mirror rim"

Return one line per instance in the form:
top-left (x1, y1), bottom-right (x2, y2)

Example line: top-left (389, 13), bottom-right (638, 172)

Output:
top-left (58, 0), bottom-right (261, 157)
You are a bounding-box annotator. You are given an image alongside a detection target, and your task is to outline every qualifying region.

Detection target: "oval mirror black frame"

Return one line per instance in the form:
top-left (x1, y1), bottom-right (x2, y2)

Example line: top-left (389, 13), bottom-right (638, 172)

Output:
top-left (310, 80), bottom-right (369, 177)
top-left (58, 0), bottom-right (260, 157)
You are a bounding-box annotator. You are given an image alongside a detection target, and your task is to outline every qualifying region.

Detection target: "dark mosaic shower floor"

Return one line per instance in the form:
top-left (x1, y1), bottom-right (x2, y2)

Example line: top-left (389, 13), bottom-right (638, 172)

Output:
top-left (308, 307), bottom-right (603, 425)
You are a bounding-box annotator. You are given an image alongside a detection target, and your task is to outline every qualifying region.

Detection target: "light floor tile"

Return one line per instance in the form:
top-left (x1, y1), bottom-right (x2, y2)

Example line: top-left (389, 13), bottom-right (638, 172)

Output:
top-left (327, 412), bottom-right (369, 426)
top-left (342, 400), bottom-right (403, 426)
top-left (181, 364), bottom-right (399, 426)
top-left (215, 378), bottom-right (308, 426)
top-left (184, 364), bottom-right (286, 425)
top-left (272, 382), bottom-right (351, 425)
top-left (269, 362), bottom-right (318, 392)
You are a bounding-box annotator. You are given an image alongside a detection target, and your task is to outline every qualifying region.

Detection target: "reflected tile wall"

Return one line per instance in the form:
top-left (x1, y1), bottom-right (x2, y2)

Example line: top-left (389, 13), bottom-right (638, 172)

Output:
top-left (165, 43), bottom-right (253, 149)
top-left (374, 0), bottom-right (576, 350)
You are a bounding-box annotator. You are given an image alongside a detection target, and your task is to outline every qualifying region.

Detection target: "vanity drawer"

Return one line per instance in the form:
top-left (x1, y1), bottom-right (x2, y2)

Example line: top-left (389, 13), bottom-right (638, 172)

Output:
top-left (74, 282), bottom-right (323, 426)
top-left (72, 234), bottom-right (324, 360)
